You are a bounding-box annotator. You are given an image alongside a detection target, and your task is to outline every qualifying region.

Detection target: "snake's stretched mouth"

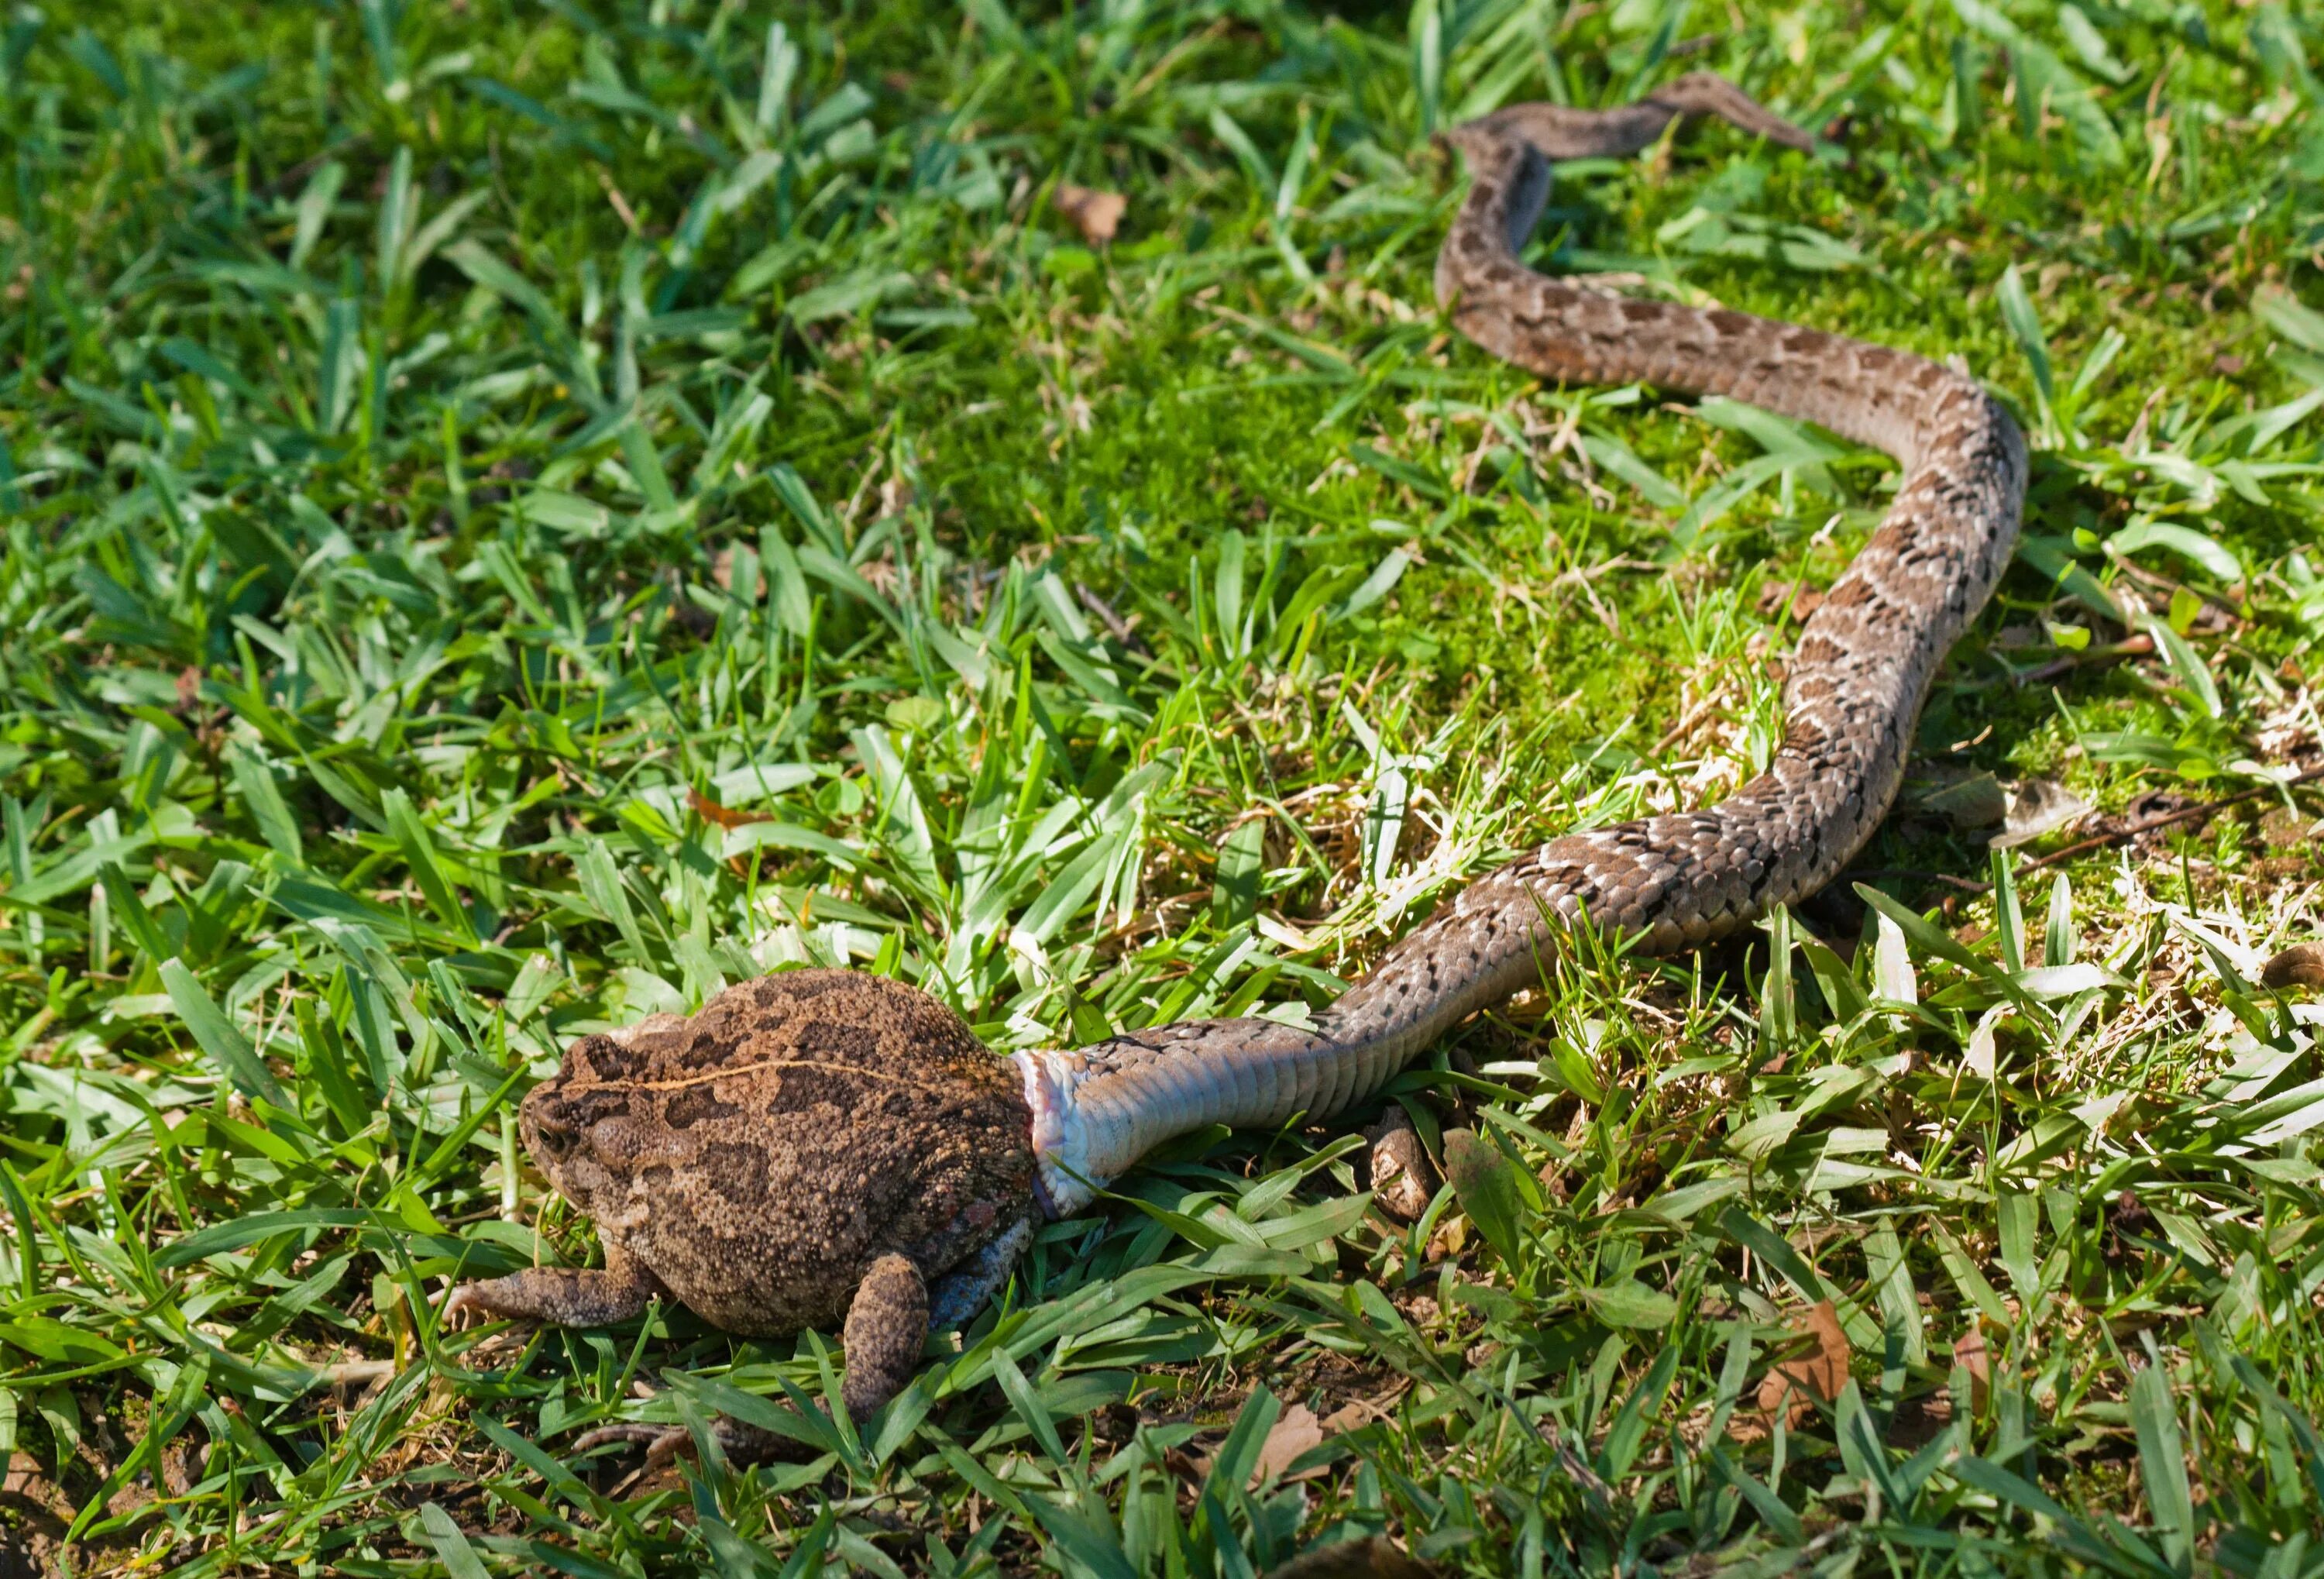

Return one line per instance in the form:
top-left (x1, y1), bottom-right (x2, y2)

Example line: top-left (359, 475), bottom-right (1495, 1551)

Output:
top-left (1015, 1049), bottom-right (1083, 1216)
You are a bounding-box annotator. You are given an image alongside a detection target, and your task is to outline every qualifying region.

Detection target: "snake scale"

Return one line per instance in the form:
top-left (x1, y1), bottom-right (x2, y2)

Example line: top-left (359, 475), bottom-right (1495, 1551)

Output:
top-left (1016, 74), bottom-right (2027, 1213)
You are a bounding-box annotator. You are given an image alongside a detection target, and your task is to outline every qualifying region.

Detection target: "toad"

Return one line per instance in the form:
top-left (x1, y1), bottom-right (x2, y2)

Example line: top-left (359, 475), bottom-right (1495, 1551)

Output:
top-left (445, 970), bottom-right (1043, 1463)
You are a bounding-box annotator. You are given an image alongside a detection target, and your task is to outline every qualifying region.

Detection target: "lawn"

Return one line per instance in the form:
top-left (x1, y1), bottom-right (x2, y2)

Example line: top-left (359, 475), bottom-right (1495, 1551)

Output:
top-left (5, 0), bottom-right (2324, 1573)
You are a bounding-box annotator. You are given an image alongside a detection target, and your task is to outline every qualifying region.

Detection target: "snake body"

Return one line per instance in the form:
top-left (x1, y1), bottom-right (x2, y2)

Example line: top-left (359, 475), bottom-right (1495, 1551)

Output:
top-left (1018, 77), bottom-right (2027, 1213)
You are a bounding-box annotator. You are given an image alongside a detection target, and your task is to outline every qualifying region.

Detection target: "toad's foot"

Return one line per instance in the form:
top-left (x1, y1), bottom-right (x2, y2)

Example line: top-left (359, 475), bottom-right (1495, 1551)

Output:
top-left (573, 1416), bottom-right (801, 1470)
top-left (442, 1251), bottom-right (667, 1330)
top-left (570, 1255), bottom-right (932, 1468)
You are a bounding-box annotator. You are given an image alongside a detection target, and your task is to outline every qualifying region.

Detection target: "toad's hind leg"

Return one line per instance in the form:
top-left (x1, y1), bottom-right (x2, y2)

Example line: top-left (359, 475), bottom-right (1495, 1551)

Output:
top-left (841, 1254), bottom-right (930, 1419)
top-left (443, 1242), bottom-right (667, 1328)
top-left (576, 1254), bottom-right (941, 1470)
top-left (928, 1217), bottom-right (1033, 1332)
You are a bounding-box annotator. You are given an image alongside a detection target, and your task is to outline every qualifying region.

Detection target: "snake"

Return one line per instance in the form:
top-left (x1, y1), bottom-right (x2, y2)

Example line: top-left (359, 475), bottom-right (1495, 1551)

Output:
top-left (440, 77), bottom-right (2030, 1466)
top-left (1015, 74), bottom-right (2027, 1215)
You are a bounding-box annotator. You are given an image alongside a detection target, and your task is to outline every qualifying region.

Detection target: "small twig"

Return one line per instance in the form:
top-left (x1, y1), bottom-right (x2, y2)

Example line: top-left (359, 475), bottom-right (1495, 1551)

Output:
top-left (258, 133), bottom-right (372, 199)
top-left (1990, 632), bottom-right (2154, 691)
top-left (2105, 555), bottom-right (2245, 624)
top-left (1074, 582), bottom-right (1153, 657)
top-left (1848, 867), bottom-right (1992, 894)
top-left (596, 167), bottom-right (642, 235)
top-left (1844, 763), bottom-right (2322, 897)
top-left (2019, 763), bottom-right (2324, 873)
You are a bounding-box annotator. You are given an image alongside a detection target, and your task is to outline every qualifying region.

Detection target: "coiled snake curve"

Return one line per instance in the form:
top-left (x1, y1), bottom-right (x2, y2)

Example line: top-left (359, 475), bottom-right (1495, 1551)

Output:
top-left (1016, 75), bottom-right (2027, 1213)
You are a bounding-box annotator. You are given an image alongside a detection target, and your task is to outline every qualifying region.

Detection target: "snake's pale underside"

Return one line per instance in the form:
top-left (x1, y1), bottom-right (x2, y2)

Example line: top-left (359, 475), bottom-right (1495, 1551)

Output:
top-left (1016, 74), bottom-right (2028, 1209)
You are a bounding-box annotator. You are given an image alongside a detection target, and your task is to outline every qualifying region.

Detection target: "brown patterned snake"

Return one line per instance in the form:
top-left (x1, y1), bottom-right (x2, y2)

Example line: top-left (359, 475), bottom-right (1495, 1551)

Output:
top-left (1015, 74), bottom-right (2027, 1214)
top-left (449, 77), bottom-right (2029, 1462)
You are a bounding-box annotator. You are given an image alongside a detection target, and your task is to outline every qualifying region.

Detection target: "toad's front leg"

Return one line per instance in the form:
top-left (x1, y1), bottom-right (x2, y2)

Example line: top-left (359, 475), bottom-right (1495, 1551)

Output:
top-left (444, 1242), bottom-right (667, 1327)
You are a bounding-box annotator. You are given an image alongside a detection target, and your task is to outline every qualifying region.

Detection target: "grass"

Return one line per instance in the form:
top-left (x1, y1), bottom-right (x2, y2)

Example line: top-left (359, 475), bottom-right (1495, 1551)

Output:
top-left (5, 0), bottom-right (2324, 1572)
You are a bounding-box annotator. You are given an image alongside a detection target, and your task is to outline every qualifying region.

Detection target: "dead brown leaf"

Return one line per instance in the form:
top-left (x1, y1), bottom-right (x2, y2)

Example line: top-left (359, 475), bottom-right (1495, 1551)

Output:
top-left (1364, 1111), bottom-right (1436, 1223)
top-left (1953, 1326), bottom-right (1992, 1413)
top-left (1054, 184), bottom-right (1127, 246)
top-left (1754, 577), bottom-right (1823, 622)
top-left (2261, 941), bottom-right (2324, 990)
top-left (712, 546), bottom-right (761, 599)
top-left (1252, 1402), bottom-right (1326, 1486)
top-left (1755, 1299), bottom-right (1851, 1423)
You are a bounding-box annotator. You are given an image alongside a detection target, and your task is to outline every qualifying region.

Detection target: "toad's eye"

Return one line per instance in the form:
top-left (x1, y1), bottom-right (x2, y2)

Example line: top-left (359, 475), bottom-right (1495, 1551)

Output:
top-left (530, 1105), bottom-right (580, 1159)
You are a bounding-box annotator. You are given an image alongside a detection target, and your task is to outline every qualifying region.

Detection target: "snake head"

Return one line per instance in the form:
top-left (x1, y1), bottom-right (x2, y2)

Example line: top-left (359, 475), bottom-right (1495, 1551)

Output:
top-left (1433, 119), bottom-right (1507, 170)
